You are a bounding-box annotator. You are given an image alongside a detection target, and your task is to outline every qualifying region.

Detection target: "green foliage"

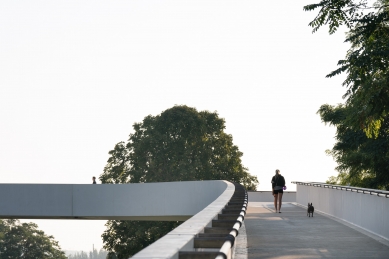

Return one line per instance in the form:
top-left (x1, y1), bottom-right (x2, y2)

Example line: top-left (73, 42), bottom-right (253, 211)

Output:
top-left (101, 221), bottom-right (180, 258)
top-left (304, 0), bottom-right (372, 34)
top-left (0, 219), bottom-right (66, 259)
top-left (318, 104), bottom-right (389, 190)
top-left (305, 0), bottom-right (389, 137)
top-left (106, 251), bottom-right (118, 259)
top-left (99, 105), bottom-right (258, 258)
top-left (106, 254), bottom-right (118, 259)
top-left (100, 105), bottom-right (258, 186)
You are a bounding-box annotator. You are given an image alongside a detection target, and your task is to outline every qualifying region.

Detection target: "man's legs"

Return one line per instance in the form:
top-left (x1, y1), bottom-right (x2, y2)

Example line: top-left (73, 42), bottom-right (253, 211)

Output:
top-left (274, 193), bottom-right (278, 212)
top-left (278, 193), bottom-right (283, 212)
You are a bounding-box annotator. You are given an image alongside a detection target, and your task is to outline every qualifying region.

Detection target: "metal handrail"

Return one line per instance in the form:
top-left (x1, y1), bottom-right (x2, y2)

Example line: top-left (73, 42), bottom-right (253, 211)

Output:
top-left (215, 192), bottom-right (248, 259)
top-left (292, 181), bottom-right (389, 198)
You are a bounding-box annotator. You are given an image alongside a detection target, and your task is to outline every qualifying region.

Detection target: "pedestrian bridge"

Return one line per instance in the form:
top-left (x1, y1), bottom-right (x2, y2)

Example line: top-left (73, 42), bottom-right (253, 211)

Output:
top-left (244, 183), bottom-right (389, 259)
top-left (1, 181), bottom-right (388, 258)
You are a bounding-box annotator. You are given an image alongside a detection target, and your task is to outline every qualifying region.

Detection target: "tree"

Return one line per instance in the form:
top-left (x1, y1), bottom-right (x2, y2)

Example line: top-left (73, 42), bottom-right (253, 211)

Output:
top-left (100, 105), bottom-right (258, 186)
top-left (101, 221), bottom-right (180, 258)
top-left (318, 104), bottom-right (389, 190)
top-left (304, 0), bottom-right (389, 137)
top-left (0, 219), bottom-right (66, 259)
top-left (106, 252), bottom-right (118, 259)
top-left (99, 105), bottom-right (258, 258)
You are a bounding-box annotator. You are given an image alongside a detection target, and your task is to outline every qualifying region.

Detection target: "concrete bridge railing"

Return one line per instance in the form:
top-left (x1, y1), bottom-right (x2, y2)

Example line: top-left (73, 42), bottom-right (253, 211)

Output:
top-left (0, 180), bottom-right (247, 259)
top-left (0, 181), bottom-right (230, 221)
top-left (132, 181), bottom-right (236, 259)
top-left (293, 181), bottom-right (389, 241)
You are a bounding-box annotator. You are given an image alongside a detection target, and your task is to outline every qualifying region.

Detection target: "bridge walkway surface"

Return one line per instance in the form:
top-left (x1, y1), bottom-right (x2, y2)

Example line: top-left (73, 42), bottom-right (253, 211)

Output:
top-left (240, 202), bottom-right (389, 259)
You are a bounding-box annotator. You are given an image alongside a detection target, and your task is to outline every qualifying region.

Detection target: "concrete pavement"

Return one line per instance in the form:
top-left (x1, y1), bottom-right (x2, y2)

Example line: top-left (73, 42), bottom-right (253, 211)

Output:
top-left (244, 202), bottom-right (389, 259)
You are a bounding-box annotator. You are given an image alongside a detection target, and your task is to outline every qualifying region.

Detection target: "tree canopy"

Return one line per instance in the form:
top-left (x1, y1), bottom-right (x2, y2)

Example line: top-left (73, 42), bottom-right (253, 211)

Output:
top-left (306, 0), bottom-right (389, 188)
top-left (305, 0), bottom-right (389, 137)
top-left (318, 104), bottom-right (389, 190)
top-left (0, 219), bottom-right (66, 259)
top-left (99, 105), bottom-right (258, 188)
top-left (99, 105), bottom-right (258, 258)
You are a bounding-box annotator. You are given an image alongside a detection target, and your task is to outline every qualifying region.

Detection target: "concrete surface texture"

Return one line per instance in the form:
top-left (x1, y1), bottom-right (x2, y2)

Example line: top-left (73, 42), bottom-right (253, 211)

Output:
top-left (244, 202), bottom-right (389, 259)
top-left (0, 180), bottom-right (229, 221)
top-left (233, 221), bottom-right (248, 259)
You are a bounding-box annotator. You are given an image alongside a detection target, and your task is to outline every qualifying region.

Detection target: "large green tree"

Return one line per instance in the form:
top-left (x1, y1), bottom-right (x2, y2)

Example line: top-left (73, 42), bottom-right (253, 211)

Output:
top-left (99, 105), bottom-right (258, 258)
top-left (0, 219), bottom-right (66, 259)
top-left (305, 0), bottom-right (389, 137)
top-left (306, 0), bottom-right (389, 187)
top-left (318, 104), bottom-right (389, 190)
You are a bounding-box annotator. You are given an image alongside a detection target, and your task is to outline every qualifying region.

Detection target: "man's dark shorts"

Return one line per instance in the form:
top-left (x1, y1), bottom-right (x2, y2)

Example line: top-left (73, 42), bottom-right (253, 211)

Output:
top-left (274, 189), bottom-right (283, 194)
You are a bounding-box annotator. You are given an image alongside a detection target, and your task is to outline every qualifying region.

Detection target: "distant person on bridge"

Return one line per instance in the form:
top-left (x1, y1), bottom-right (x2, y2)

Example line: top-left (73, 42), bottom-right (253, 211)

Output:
top-left (271, 169), bottom-right (285, 213)
top-left (92, 176), bottom-right (96, 184)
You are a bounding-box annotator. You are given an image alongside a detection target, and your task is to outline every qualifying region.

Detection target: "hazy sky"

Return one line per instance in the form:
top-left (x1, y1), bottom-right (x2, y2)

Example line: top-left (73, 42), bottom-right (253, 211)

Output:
top-left (1, 0), bottom-right (349, 252)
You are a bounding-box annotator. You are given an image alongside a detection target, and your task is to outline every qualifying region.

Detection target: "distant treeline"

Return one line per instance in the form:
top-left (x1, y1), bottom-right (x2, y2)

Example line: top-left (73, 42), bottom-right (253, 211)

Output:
top-left (67, 249), bottom-right (112, 259)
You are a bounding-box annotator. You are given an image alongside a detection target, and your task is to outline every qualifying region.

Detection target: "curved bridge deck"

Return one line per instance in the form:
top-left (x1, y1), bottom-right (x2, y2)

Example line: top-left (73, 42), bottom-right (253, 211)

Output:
top-left (243, 202), bottom-right (389, 259)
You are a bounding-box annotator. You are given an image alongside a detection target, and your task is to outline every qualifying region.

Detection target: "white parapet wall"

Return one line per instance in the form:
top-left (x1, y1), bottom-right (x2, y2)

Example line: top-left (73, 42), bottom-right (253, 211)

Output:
top-left (0, 180), bottom-right (232, 221)
top-left (0, 180), bottom-right (236, 259)
top-left (0, 180), bottom-right (235, 259)
top-left (295, 182), bottom-right (389, 241)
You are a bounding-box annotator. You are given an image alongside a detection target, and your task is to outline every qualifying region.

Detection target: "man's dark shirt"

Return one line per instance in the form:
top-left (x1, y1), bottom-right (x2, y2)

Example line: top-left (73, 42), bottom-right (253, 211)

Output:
top-left (271, 175), bottom-right (285, 188)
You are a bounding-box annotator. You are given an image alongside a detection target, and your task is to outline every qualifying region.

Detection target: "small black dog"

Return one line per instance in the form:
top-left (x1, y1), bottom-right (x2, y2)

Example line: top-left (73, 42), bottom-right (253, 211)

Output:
top-left (307, 203), bottom-right (314, 217)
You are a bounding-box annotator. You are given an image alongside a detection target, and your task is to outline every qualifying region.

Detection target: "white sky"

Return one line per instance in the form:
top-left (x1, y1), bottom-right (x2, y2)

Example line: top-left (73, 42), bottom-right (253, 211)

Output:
top-left (1, 0), bottom-right (349, 252)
